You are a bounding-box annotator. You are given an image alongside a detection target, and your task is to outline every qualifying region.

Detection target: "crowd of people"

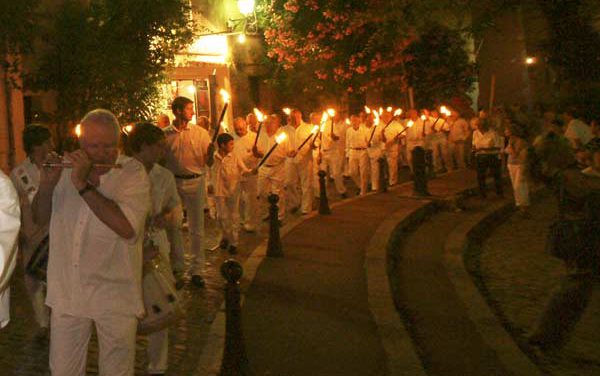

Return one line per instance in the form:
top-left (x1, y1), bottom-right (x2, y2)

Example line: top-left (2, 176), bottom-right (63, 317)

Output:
top-left (1, 95), bottom-right (599, 375)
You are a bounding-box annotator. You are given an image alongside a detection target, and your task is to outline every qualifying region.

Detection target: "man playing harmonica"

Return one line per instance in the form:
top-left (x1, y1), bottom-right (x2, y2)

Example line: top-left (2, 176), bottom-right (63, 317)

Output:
top-left (33, 109), bottom-right (150, 376)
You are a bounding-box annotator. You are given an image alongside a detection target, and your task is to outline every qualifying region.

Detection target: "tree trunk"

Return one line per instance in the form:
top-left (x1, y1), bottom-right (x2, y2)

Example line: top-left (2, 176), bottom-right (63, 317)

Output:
top-left (2, 63), bottom-right (16, 170)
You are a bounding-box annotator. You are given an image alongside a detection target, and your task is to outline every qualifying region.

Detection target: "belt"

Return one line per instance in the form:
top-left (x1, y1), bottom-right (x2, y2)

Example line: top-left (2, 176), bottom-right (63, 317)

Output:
top-left (175, 173), bottom-right (202, 180)
top-left (263, 164), bottom-right (278, 168)
top-left (350, 147), bottom-right (366, 150)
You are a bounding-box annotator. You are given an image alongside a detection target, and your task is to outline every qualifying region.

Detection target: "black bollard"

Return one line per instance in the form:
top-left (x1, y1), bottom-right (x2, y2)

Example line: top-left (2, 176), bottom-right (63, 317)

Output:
top-left (318, 170), bottom-right (331, 215)
top-left (267, 194), bottom-right (283, 257)
top-left (220, 259), bottom-right (250, 376)
top-left (425, 149), bottom-right (435, 178)
top-left (412, 146), bottom-right (430, 196)
top-left (377, 157), bottom-right (388, 193)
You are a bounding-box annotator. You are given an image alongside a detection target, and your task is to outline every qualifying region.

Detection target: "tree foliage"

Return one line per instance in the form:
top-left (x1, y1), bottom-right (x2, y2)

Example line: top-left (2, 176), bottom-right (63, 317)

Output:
top-left (0, 0), bottom-right (39, 84)
top-left (30, 0), bottom-right (194, 123)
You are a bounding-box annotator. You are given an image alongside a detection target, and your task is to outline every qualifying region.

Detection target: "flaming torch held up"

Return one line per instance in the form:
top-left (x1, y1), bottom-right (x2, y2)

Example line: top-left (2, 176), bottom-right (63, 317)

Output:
top-left (257, 132), bottom-right (288, 168)
top-left (213, 89), bottom-right (230, 143)
top-left (297, 125), bottom-right (319, 152)
top-left (252, 108), bottom-right (266, 148)
top-left (327, 108), bottom-right (336, 137)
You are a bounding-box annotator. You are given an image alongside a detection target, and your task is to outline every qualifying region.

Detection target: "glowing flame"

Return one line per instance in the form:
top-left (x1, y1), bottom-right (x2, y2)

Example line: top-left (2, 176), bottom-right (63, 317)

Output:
top-left (378, 107), bottom-right (383, 115)
top-left (282, 107), bottom-right (291, 116)
top-left (253, 108), bottom-right (265, 122)
top-left (407, 120), bottom-right (414, 128)
top-left (345, 118), bottom-right (350, 125)
top-left (187, 85), bottom-right (196, 94)
top-left (321, 112), bottom-right (329, 123)
top-left (275, 132), bottom-right (288, 144)
top-left (221, 122), bottom-right (229, 133)
top-left (374, 115), bottom-right (380, 126)
top-left (393, 109), bottom-right (403, 116)
top-left (123, 125), bottom-right (133, 135)
top-left (440, 105), bottom-right (451, 116)
top-left (364, 106), bottom-right (371, 114)
top-left (387, 106), bottom-right (393, 112)
top-left (219, 89), bottom-right (230, 103)
top-left (311, 125), bottom-right (319, 134)
top-left (75, 124), bottom-right (82, 137)
top-left (420, 115), bottom-right (427, 121)
top-left (326, 108), bottom-right (336, 117)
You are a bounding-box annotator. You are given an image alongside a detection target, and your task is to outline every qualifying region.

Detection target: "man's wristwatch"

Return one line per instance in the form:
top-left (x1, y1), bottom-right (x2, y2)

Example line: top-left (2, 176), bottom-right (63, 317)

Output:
top-left (78, 182), bottom-right (96, 196)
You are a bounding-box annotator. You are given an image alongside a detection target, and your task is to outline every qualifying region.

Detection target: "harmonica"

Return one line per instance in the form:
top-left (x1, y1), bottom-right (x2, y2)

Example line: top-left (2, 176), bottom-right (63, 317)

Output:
top-left (42, 163), bottom-right (122, 169)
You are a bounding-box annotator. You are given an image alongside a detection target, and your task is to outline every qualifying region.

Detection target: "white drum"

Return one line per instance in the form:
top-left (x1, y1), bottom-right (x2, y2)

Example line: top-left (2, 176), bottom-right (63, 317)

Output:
top-left (138, 255), bottom-right (182, 335)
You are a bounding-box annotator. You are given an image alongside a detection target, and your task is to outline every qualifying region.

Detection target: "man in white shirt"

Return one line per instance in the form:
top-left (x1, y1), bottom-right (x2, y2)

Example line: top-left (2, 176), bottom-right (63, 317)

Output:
top-left (255, 115), bottom-right (295, 221)
top-left (233, 117), bottom-right (259, 232)
top-left (0, 170), bottom-right (20, 330)
top-left (563, 109), bottom-right (592, 150)
top-left (381, 111), bottom-right (403, 186)
top-left (405, 109), bottom-right (427, 172)
top-left (472, 118), bottom-right (504, 198)
top-left (10, 124), bottom-right (52, 333)
top-left (291, 110), bottom-right (316, 214)
top-left (365, 112), bottom-right (385, 191)
top-left (283, 110), bottom-right (303, 213)
top-left (346, 115), bottom-right (370, 195)
top-left (316, 111), bottom-right (348, 198)
top-left (447, 111), bottom-right (470, 170)
top-left (33, 109), bottom-right (151, 376)
top-left (128, 123), bottom-right (180, 376)
top-left (163, 96), bottom-right (215, 288)
top-left (426, 110), bottom-right (450, 173)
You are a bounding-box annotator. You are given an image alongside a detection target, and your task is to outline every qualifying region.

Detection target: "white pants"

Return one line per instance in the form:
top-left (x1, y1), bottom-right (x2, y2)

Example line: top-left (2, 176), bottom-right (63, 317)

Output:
top-left (216, 192), bottom-right (241, 247)
top-left (317, 151), bottom-right (346, 195)
top-left (348, 151), bottom-right (369, 195)
top-left (239, 175), bottom-right (258, 230)
top-left (50, 310), bottom-right (137, 376)
top-left (288, 158), bottom-right (314, 214)
top-left (508, 163), bottom-right (530, 207)
top-left (166, 205), bottom-right (185, 273)
top-left (258, 163), bottom-right (286, 220)
top-left (22, 246), bottom-right (49, 328)
top-left (385, 147), bottom-right (399, 186)
top-left (428, 135), bottom-right (449, 171)
top-left (176, 176), bottom-right (206, 275)
top-left (147, 329), bottom-right (168, 375)
top-left (448, 141), bottom-right (466, 169)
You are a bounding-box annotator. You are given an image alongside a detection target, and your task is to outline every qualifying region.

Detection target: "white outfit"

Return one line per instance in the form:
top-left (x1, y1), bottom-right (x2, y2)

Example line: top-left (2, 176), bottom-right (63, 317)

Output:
top-left (213, 152), bottom-right (251, 246)
top-left (366, 125), bottom-right (385, 191)
top-left (405, 118), bottom-right (427, 171)
top-left (292, 123), bottom-right (315, 214)
top-left (47, 155), bottom-right (150, 376)
top-left (0, 170), bottom-right (20, 329)
top-left (233, 131), bottom-right (259, 230)
top-left (146, 164), bottom-right (181, 375)
top-left (426, 118), bottom-right (450, 172)
top-left (346, 126), bottom-right (370, 195)
top-left (564, 119), bottom-right (592, 149)
top-left (505, 138), bottom-right (530, 207)
top-left (447, 117), bottom-right (470, 169)
top-left (10, 158), bottom-right (50, 329)
top-left (382, 120), bottom-right (404, 185)
top-left (257, 131), bottom-right (293, 220)
top-left (163, 123), bottom-right (211, 275)
top-left (316, 120), bottom-right (347, 195)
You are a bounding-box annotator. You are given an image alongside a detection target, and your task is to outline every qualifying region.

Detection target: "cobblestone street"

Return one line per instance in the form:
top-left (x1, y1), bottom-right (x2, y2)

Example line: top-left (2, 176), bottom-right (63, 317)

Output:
top-left (479, 193), bottom-right (600, 376)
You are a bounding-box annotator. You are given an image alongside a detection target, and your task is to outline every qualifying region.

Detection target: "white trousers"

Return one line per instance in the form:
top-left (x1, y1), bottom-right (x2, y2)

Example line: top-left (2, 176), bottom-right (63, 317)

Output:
top-left (287, 159), bottom-right (314, 214)
top-left (165, 205), bottom-right (185, 273)
top-left (22, 246), bottom-right (49, 328)
top-left (385, 148), bottom-right (399, 186)
top-left (147, 329), bottom-right (168, 374)
top-left (448, 141), bottom-right (466, 169)
top-left (216, 192), bottom-right (241, 247)
top-left (239, 175), bottom-right (258, 229)
top-left (176, 176), bottom-right (206, 275)
top-left (508, 163), bottom-right (530, 207)
top-left (50, 311), bottom-right (137, 376)
top-left (348, 151), bottom-right (369, 195)
top-left (258, 163), bottom-right (286, 220)
top-left (317, 151), bottom-right (346, 195)
top-left (428, 136), bottom-right (449, 171)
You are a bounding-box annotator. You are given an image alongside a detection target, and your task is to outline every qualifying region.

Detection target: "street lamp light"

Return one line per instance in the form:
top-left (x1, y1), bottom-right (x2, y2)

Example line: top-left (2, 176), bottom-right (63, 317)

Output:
top-left (525, 56), bottom-right (537, 65)
top-left (238, 0), bottom-right (255, 16)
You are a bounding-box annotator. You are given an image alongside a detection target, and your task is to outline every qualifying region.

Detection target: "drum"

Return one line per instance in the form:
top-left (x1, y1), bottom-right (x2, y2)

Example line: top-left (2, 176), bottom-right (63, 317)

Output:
top-left (138, 255), bottom-right (182, 335)
top-left (25, 234), bottom-right (49, 282)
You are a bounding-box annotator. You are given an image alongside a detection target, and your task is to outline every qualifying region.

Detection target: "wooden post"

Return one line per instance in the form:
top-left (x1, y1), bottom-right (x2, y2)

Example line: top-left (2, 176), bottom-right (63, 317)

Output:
top-left (489, 73), bottom-right (496, 114)
top-left (266, 194), bottom-right (283, 257)
top-left (318, 170), bottom-right (331, 215)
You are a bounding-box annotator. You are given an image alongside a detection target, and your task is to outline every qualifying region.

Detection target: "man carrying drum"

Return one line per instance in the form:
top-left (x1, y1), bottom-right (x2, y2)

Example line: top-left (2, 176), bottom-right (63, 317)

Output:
top-left (33, 109), bottom-right (150, 376)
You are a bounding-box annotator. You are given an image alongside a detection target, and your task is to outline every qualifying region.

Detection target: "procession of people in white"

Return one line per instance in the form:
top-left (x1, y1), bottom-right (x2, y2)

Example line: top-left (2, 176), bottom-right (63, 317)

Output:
top-left (2, 94), bottom-right (598, 375)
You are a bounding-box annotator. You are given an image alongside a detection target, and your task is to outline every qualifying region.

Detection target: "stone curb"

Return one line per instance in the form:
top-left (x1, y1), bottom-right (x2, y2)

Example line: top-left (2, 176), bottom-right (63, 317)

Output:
top-left (443, 198), bottom-right (544, 376)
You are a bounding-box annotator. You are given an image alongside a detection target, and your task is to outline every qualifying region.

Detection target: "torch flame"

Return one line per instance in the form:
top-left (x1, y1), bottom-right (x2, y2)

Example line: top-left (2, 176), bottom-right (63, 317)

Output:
top-left (420, 115), bottom-right (427, 121)
top-left (282, 107), bottom-right (291, 116)
top-left (321, 112), bottom-right (329, 123)
top-left (253, 108), bottom-right (265, 122)
top-left (275, 132), bottom-right (288, 144)
top-left (387, 106), bottom-right (393, 112)
top-left (440, 105), bottom-right (451, 116)
top-left (393, 109), bottom-right (403, 117)
top-left (75, 124), bottom-right (82, 137)
top-left (123, 125), bottom-right (133, 135)
top-left (219, 89), bottom-right (230, 103)
top-left (326, 108), bottom-right (336, 117)
top-left (311, 125), bottom-right (319, 134)
top-left (364, 106), bottom-right (371, 114)
top-left (378, 107), bottom-right (384, 115)
top-left (407, 120), bottom-right (414, 128)
top-left (221, 122), bottom-right (229, 133)
top-left (345, 118), bottom-right (351, 125)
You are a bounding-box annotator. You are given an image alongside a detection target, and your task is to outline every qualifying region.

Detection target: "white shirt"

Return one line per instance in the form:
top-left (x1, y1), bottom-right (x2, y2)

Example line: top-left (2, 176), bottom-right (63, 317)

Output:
top-left (447, 118), bottom-right (470, 142)
top-left (213, 152), bottom-right (250, 197)
top-left (294, 123), bottom-right (316, 162)
top-left (406, 119), bottom-right (427, 145)
top-left (148, 165), bottom-right (180, 258)
top-left (163, 123), bottom-right (212, 175)
top-left (382, 120), bottom-right (403, 149)
top-left (233, 131), bottom-right (259, 170)
top-left (282, 125), bottom-right (298, 150)
top-left (318, 120), bottom-right (342, 152)
top-left (256, 130), bottom-right (293, 167)
top-left (0, 171), bottom-right (21, 328)
top-left (346, 126), bottom-right (369, 156)
top-left (564, 119), bottom-right (592, 149)
top-left (472, 129), bottom-right (503, 154)
top-left (46, 155), bottom-right (150, 317)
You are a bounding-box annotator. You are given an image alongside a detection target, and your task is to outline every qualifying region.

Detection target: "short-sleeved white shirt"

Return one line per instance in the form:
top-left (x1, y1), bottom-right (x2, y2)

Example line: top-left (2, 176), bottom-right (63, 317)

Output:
top-left (46, 155), bottom-right (151, 317)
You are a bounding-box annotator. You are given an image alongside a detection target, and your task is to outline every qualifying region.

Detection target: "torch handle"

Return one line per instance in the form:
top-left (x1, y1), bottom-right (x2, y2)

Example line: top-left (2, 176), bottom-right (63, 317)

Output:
top-left (213, 103), bottom-right (229, 143)
top-left (330, 118), bottom-right (334, 137)
top-left (43, 162), bottom-right (122, 169)
top-left (297, 133), bottom-right (316, 152)
top-left (367, 126), bottom-right (377, 146)
top-left (257, 143), bottom-right (279, 169)
top-left (253, 123), bottom-right (263, 148)
top-left (431, 117), bottom-right (441, 132)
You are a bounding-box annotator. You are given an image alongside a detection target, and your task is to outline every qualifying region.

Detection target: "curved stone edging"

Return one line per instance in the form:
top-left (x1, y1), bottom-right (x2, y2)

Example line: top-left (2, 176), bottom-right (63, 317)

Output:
top-left (443, 199), bottom-right (543, 376)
